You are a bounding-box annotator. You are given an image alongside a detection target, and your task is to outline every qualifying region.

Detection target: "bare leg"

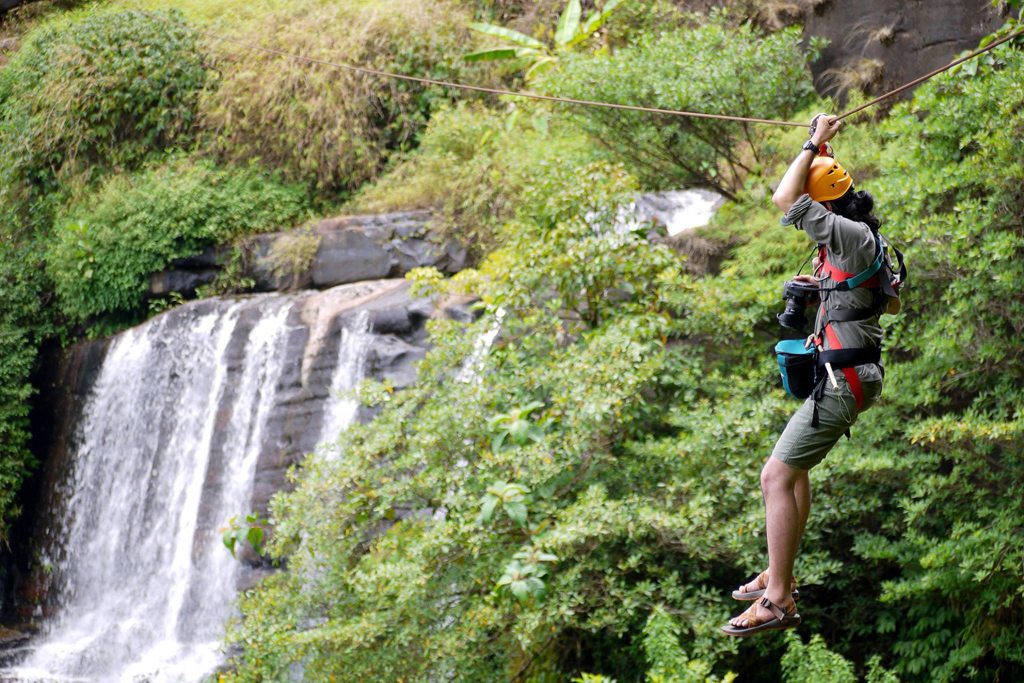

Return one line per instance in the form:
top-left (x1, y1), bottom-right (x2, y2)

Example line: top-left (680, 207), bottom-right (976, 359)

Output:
top-left (794, 468), bottom-right (810, 548)
top-left (731, 457), bottom-right (802, 626)
top-left (762, 457), bottom-right (802, 604)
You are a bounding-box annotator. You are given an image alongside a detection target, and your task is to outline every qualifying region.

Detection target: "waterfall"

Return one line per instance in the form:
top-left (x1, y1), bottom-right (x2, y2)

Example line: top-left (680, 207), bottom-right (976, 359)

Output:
top-left (3, 290), bottom-right (376, 682)
top-left (630, 188), bottom-right (725, 236)
top-left (456, 307), bottom-right (505, 385)
top-left (316, 311), bottom-right (372, 453)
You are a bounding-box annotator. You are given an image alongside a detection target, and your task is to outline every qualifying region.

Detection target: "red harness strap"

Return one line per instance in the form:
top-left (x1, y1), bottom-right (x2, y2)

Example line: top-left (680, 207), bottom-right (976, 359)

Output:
top-left (822, 322), bottom-right (865, 411)
top-left (817, 246), bottom-right (881, 288)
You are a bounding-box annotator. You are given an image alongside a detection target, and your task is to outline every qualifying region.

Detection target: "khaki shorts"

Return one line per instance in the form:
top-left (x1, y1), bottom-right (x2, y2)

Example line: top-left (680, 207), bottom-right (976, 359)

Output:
top-left (771, 372), bottom-right (883, 470)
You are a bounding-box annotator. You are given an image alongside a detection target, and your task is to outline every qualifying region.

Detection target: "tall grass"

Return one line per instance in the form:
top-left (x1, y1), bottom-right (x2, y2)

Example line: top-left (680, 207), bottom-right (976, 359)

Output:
top-left (192, 0), bottom-right (489, 199)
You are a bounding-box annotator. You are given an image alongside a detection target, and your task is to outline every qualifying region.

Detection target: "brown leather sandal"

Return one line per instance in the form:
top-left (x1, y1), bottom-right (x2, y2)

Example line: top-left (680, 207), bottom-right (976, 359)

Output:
top-left (731, 569), bottom-right (799, 602)
top-left (721, 596), bottom-right (801, 637)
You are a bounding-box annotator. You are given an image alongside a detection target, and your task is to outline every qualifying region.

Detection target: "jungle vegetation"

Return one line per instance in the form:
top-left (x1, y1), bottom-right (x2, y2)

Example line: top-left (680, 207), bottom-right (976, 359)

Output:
top-left (0, 1), bottom-right (1021, 680)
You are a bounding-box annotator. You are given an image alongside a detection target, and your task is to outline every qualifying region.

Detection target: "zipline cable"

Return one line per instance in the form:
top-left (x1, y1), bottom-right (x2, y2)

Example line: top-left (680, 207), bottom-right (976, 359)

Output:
top-left (196, 31), bottom-right (809, 127)
top-left (162, 11), bottom-right (1023, 128)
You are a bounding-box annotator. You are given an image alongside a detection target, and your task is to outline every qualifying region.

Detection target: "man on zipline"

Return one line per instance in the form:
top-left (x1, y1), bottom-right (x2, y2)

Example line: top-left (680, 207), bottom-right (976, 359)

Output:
top-left (722, 114), bottom-right (889, 636)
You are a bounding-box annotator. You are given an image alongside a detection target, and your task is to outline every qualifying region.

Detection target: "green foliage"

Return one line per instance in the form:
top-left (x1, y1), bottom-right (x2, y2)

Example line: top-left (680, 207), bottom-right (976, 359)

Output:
top-left (488, 401), bottom-right (546, 452)
top-left (497, 547), bottom-right (558, 601)
top-left (781, 633), bottom-right (856, 683)
top-left (222, 512), bottom-right (269, 558)
top-left (350, 100), bottom-right (598, 259)
top-left (194, 246), bottom-right (256, 299)
top-left (0, 3), bottom-right (1021, 682)
top-left (608, 0), bottom-right (687, 48)
top-left (574, 674), bottom-right (617, 683)
top-left (225, 36), bottom-right (1024, 683)
top-left (465, 0), bottom-right (625, 80)
top-left (46, 158), bottom-right (310, 322)
top-left (479, 481), bottom-right (531, 526)
top-left (224, 161), bottom-right (717, 681)
top-left (865, 656), bottom-right (902, 683)
top-left (264, 228), bottom-right (321, 290)
top-left (541, 17), bottom-right (814, 195)
top-left (0, 240), bottom-right (56, 542)
top-left (643, 605), bottom-right (735, 683)
top-left (198, 0), bottom-right (484, 197)
top-left (850, 51), bottom-right (1024, 677)
top-left (0, 8), bottom-right (205, 221)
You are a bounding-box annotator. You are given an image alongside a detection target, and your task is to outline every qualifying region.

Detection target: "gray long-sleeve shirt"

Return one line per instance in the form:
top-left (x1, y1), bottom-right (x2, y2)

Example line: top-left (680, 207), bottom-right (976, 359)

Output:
top-left (781, 194), bottom-right (884, 383)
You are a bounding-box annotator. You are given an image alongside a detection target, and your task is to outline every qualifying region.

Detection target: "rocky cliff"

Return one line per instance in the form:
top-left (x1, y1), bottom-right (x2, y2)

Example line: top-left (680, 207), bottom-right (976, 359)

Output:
top-left (803, 0), bottom-right (1007, 103)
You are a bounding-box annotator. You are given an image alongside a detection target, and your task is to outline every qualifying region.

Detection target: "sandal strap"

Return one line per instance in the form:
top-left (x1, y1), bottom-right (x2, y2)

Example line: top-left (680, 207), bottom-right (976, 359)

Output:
top-left (758, 596), bottom-right (795, 622)
top-left (738, 570), bottom-right (769, 594)
top-left (733, 601), bottom-right (760, 627)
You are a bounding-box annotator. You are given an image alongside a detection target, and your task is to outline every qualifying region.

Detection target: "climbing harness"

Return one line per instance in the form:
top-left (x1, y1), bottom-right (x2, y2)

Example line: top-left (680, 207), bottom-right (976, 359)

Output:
top-left (774, 228), bottom-right (906, 427)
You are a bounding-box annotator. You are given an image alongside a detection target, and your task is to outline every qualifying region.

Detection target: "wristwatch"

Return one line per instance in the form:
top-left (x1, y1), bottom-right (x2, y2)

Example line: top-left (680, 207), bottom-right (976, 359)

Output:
top-left (802, 139), bottom-right (818, 153)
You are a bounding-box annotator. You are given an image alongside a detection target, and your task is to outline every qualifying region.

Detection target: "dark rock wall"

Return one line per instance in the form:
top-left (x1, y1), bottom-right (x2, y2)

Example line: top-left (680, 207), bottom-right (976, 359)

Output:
top-left (149, 211), bottom-right (468, 298)
top-left (804, 0), bottom-right (1006, 103)
top-left (3, 338), bottom-right (110, 625)
top-left (669, 0), bottom-right (1007, 104)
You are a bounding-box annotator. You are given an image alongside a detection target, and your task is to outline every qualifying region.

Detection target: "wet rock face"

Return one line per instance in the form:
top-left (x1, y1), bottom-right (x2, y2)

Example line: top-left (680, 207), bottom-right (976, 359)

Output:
top-left (804, 0), bottom-right (1005, 103)
top-left (150, 211), bottom-right (468, 297)
top-left (4, 338), bottom-right (110, 625)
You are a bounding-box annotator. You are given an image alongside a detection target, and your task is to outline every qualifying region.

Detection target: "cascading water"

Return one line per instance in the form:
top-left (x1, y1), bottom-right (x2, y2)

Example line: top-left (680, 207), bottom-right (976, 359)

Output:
top-left (317, 311), bottom-right (372, 453)
top-left (3, 290), bottom-right (376, 682)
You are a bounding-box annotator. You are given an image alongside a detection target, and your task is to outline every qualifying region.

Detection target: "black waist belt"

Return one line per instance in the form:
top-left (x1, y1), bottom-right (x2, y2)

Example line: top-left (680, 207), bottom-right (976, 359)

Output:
top-left (817, 346), bottom-right (881, 371)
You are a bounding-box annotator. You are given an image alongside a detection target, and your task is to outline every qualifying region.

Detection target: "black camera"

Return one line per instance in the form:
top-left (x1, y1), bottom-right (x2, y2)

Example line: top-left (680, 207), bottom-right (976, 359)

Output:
top-left (777, 280), bottom-right (819, 331)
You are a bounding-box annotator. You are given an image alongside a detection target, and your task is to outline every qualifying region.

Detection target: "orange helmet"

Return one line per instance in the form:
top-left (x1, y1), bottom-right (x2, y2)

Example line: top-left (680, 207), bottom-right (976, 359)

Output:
top-left (805, 156), bottom-right (853, 201)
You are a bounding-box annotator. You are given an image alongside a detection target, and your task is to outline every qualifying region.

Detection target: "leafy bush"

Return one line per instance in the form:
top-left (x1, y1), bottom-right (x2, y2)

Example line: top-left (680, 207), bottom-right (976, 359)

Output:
top-left (840, 45), bottom-right (1024, 680)
top-left (0, 8), bottom-right (206, 219)
top-left (198, 0), bottom-right (486, 198)
top-left (541, 17), bottom-right (814, 195)
top-left (0, 240), bottom-right (56, 542)
top-left (46, 158), bottom-right (310, 322)
top-left (351, 100), bottom-right (597, 259)
top-left (465, 0), bottom-right (628, 81)
top-left (781, 633), bottom-right (856, 683)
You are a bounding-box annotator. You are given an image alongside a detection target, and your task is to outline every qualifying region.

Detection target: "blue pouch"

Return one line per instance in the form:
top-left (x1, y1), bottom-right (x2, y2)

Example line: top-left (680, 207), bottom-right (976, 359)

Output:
top-left (775, 339), bottom-right (816, 399)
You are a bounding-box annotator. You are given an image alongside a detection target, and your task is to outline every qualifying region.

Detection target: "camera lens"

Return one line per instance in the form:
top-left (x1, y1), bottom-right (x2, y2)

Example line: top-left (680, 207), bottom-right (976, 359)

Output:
top-left (777, 280), bottom-right (817, 331)
top-left (777, 299), bottom-right (808, 330)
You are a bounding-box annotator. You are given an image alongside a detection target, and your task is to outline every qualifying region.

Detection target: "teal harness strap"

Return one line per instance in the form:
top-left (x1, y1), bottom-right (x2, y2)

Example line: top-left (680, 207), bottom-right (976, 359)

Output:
top-left (833, 234), bottom-right (884, 292)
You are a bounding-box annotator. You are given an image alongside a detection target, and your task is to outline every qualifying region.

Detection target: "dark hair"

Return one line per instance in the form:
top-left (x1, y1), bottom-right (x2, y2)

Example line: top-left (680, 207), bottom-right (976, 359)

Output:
top-left (831, 188), bottom-right (881, 232)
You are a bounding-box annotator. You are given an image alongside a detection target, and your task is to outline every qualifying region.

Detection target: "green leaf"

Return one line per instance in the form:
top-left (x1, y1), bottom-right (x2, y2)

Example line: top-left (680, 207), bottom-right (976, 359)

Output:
top-left (491, 432), bottom-right (507, 453)
top-left (555, 0), bottom-right (583, 47)
top-left (246, 526), bottom-right (264, 554)
top-left (571, 0), bottom-right (624, 47)
top-left (524, 57), bottom-right (557, 81)
top-left (514, 47), bottom-right (543, 59)
top-left (464, 47), bottom-right (520, 62)
top-left (504, 501), bottom-right (528, 526)
top-left (480, 495), bottom-right (499, 522)
top-left (468, 22), bottom-right (546, 50)
top-left (510, 579), bottom-right (530, 601)
top-left (509, 418), bottom-right (531, 445)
